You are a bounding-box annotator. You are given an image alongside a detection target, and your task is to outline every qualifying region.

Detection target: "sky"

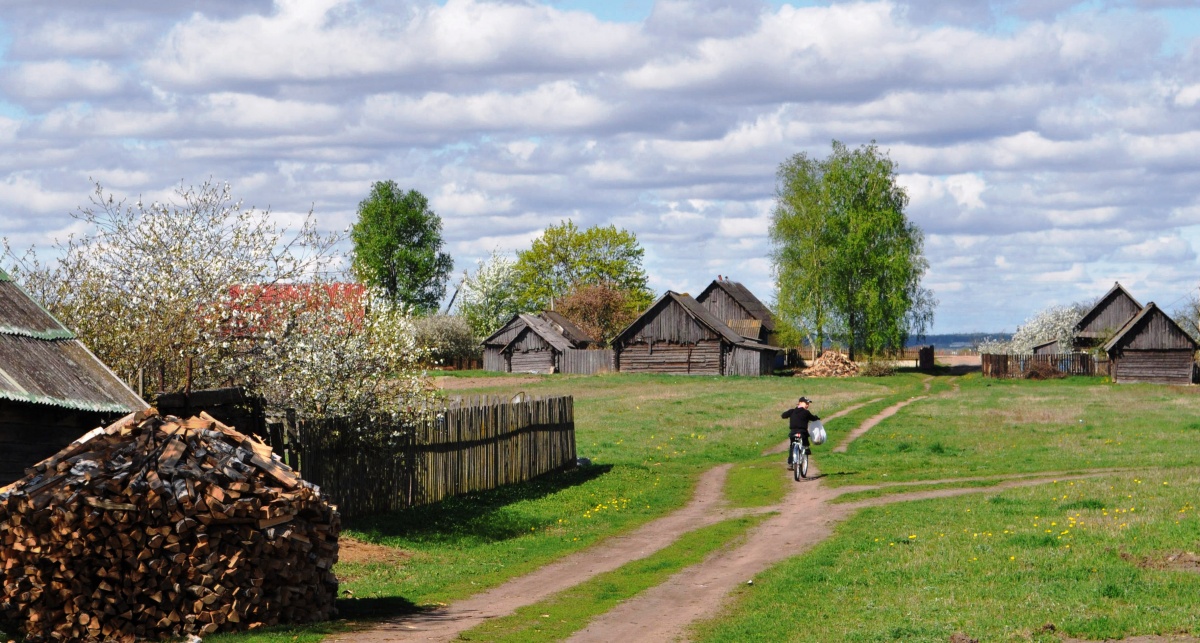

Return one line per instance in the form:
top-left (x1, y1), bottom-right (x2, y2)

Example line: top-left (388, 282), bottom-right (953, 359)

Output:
top-left (2, 0), bottom-right (1200, 334)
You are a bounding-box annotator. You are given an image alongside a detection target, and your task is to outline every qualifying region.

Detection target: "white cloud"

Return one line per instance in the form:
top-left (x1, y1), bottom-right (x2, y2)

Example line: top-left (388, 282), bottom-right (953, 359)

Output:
top-left (2, 0), bottom-right (1200, 333)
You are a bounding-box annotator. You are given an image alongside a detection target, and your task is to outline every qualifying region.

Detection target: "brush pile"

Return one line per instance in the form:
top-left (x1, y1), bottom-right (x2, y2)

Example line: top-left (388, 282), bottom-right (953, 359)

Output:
top-left (798, 352), bottom-right (859, 377)
top-left (0, 409), bottom-right (339, 642)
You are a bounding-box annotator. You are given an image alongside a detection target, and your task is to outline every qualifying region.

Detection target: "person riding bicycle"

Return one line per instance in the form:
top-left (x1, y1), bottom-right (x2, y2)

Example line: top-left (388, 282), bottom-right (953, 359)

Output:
top-left (782, 396), bottom-right (819, 468)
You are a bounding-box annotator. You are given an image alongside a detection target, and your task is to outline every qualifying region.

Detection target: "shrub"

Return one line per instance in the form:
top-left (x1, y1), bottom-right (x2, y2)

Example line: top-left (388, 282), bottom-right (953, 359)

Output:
top-left (859, 360), bottom-right (896, 377)
top-left (414, 314), bottom-right (480, 365)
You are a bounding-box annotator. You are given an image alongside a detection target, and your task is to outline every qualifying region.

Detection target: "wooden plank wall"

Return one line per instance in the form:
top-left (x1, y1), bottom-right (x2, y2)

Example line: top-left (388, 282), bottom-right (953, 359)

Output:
top-left (726, 344), bottom-right (771, 376)
top-left (624, 300), bottom-right (718, 345)
top-left (561, 349), bottom-right (613, 375)
top-left (617, 341), bottom-right (722, 374)
top-left (0, 404), bottom-right (113, 485)
top-left (483, 348), bottom-right (507, 372)
top-left (981, 353), bottom-right (1097, 378)
top-left (291, 395), bottom-right (576, 519)
top-left (1113, 350), bottom-right (1194, 384)
top-left (1120, 313), bottom-right (1196, 350)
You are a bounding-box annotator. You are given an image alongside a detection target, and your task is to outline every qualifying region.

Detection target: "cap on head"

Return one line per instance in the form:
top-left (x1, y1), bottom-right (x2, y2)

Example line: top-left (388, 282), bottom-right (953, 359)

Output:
top-left (798, 396), bottom-right (811, 404)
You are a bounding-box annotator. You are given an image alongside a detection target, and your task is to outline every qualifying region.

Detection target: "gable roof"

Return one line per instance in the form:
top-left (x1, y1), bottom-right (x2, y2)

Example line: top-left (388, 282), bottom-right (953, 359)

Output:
top-left (0, 269), bottom-right (147, 414)
top-left (482, 314), bottom-right (527, 346)
top-left (1075, 282), bottom-right (1143, 338)
top-left (539, 310), bottom-right (595, 346)
top-left (696, 279), bottom-right (776, 332)
top-left (1102, 302), bottom-right (1198, 353)
top-left (500, 314), bottom-right (574, 353)
top-left (613, 291), bottom-right (779, 352)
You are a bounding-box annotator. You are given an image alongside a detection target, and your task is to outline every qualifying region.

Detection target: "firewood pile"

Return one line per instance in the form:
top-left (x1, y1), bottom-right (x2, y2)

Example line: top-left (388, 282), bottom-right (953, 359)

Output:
top-left (0, 409), bottom-right (339, 642)
top-left (798, 351), bottom-right (859, 377)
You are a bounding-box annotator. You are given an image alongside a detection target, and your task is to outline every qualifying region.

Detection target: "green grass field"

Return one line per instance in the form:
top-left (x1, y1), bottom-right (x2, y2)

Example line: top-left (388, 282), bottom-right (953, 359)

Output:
top-left (202, 371), bottom-right (1200, 642)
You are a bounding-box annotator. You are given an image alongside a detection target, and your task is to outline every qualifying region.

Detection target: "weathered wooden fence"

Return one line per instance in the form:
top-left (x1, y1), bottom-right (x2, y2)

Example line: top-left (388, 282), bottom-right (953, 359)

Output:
top-left (561, 348), bottom-right (613, 375)
top-left (287, 395), bottom-right (576, 518)
top-left (981, 353), bottom-right (1097, 378)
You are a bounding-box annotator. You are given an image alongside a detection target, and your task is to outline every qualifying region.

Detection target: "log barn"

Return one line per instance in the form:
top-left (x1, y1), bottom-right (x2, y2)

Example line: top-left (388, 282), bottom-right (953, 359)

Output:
top-left (1102, 302), bottom-right (1197, 385)
top-left (539, 309), bottom-right (597, 348)
top-left (481, 313), bottom-right (591, 374)
top-left (1032, 340), bottom-right (1060, 355)
top-left (0, 269), bottom-right (148, 484)
top-left (612, 291), bottom-right (779, 376)
top-left (695, 277), bottom-right (777, 345)
top-left (1074, 282), bottom-right (1143, 349)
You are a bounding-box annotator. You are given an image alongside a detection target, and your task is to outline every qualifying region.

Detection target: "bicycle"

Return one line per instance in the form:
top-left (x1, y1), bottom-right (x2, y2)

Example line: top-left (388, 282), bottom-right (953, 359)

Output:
top-left (790, 437), bottom-right (808, 480)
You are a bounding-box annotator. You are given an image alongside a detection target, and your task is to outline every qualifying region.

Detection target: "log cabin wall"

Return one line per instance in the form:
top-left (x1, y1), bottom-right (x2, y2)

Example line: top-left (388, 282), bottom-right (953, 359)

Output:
top-left (1112, 350), bottom-right (1194, 385)
top-left (617, 340), bottom-right (722, 375)
top-left (0, 402), bottom-right (110, 485)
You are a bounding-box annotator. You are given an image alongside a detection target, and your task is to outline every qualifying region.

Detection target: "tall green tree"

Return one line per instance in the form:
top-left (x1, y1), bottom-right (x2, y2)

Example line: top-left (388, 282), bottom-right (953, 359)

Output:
top-left (770, 141), bottom-right (935, 360)
top-left (350, 181), bottom-right (453, 313)
top-left (512, 220), bottom-right (653, 312)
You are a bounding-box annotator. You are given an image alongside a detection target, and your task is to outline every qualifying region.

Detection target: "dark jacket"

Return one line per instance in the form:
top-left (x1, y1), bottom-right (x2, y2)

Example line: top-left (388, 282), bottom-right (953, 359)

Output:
top-left (782, 407), bottom-right (819, 438)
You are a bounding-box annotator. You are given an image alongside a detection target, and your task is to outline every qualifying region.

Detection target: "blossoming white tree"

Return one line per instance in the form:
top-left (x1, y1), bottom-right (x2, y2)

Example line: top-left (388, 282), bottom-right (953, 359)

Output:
top-left (977, 301), bottom-right (1093, 354)
top-left (4, 180), bottom-right (434, 421)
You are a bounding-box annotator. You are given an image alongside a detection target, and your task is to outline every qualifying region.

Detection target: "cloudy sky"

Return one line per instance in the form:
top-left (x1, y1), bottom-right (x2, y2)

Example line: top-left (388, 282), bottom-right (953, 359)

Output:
top-left (2, 0), bottom-right (1200, 334)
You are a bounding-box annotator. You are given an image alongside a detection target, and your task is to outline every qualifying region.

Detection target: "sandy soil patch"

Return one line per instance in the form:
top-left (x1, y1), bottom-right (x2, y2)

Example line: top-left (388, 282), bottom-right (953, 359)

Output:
top-left (433, 375), bottom-right (541, 391)
top-left (338, 537), bottom-right (412, 566)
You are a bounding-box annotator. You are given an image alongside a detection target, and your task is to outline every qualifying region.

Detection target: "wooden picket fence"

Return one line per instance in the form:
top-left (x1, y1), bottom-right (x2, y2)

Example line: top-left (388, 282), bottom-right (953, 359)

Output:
top-left (286, 395), bottom-right (576, 519)
top-left (981, 353), bottom-right (1098, 378)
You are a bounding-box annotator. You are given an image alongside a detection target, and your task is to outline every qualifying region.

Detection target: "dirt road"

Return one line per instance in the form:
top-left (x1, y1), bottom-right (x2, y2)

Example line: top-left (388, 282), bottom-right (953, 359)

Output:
top-left (335, 386), bottom-right (1131, 642)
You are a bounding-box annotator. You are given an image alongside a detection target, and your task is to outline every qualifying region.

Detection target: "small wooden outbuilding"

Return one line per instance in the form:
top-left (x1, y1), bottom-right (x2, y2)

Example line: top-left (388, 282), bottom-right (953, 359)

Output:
top-left (0, 269), bottom-right (148, 484)
top-left (1074, 282), bottom-right (1143, 349)
top-left (481, 313), bottom-right (597, 374)
top-left (1102, 302), bottom-right (1197, 385)
top-left (612, 291), bottom-right (779, 376)
top-left (695, 277), bottom-right (776, 345)
top-left (1032, 340), bottom-right (1060, 355)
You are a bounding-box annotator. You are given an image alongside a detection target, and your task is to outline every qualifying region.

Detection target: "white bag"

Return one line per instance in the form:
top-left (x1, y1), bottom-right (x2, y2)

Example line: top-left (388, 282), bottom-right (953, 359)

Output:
top-left (808, 421), bottom-right (826, 445)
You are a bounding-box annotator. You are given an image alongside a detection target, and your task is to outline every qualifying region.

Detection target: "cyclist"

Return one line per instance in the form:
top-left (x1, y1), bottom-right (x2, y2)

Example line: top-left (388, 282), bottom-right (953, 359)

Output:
top-left (782, 396), bottom-right (820, 469)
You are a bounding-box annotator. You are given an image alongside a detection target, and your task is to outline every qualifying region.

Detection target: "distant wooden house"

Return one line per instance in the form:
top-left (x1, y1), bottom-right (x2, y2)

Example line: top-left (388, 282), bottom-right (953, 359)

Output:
top-left (0, 269), bottom-right (148, 484)
top-left (695, 277), bottom-right (776, 345)
top-left (612, 291), bottom-right (779, 376)
top-left (1032, 340), bottom-right (1060, 355)
top-left (481, 313), bottom-right (601, 374)
top-left (1102, 302), bottom-right (1197, 385)
top-left (1074, 282), bottom-right (1143, 349)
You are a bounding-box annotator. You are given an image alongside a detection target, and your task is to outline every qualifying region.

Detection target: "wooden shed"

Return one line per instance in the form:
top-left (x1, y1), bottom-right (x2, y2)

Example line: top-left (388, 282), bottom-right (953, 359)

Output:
top-left (1032, 340), bottom-right (1060, 355)
top-left (1102, 302), bottom-right (1197, 385)
top-left (612, 291), bottom-right (779, 376)
top-left (0, 269), bottom-right (148, 484)
top-left (695, 277), bottom-right (776, 345)
top-left (481, 313), bottom-right (593, 374)
top-left (1074, 282), bottom-right (1142, 349)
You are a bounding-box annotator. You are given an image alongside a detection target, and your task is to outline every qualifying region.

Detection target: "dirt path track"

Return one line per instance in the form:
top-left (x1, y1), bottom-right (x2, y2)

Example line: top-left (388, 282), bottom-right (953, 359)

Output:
top-left (339, 382), bottom-right (1125, 642)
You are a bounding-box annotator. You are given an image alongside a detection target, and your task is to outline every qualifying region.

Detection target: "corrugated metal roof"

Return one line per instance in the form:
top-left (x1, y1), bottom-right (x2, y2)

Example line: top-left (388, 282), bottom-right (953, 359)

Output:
top-left (0, 274), bottom-right (76, 340)
top-left (0, 269), bottom-right (146, 413)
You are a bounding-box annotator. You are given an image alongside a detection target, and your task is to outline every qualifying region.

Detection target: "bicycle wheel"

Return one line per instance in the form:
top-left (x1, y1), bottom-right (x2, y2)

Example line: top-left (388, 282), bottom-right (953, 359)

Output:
top-left (799, 448), bottom-right (809, 479)
top-left (792, 443), bottom-right (802, 481)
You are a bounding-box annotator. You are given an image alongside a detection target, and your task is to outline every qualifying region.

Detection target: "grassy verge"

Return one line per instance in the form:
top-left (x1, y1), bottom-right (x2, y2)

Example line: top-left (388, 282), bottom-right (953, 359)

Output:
top-left (692, 470), bottom-right (1200, 641)
top-left (458, 514), bottom-right (769, 642)
top-left (725, 455), bottom-right (790, 508)
top-left (828, 478), bottom-right (1009, 504)
top-left (204, 373), bottom-right (898, 642)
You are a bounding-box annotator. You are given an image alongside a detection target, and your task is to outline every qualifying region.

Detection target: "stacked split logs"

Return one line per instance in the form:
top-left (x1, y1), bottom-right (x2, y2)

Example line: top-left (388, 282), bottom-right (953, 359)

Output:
top-left (0, 409), bottom-right (339, 642)
top-left (798, 352), bottom-right (860, 377)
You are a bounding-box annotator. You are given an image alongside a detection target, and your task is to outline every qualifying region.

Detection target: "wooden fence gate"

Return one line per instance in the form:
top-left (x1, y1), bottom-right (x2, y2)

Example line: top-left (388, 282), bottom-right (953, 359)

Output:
top-left (981, 353), bottom-right (1097, 378)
